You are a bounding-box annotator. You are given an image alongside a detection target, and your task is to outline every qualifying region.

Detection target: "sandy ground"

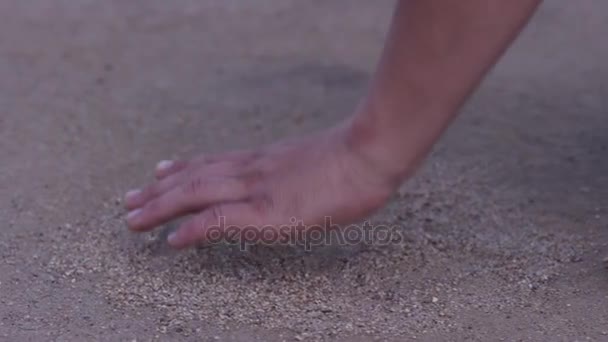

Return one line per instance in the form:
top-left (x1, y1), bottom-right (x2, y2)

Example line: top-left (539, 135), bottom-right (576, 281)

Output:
top-left (1, 1), bottom-right (607, 341)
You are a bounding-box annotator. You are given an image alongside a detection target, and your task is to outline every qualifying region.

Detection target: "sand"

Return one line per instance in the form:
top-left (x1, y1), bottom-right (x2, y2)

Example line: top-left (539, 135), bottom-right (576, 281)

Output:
top-left (1, 0), bottom-right (607, 341)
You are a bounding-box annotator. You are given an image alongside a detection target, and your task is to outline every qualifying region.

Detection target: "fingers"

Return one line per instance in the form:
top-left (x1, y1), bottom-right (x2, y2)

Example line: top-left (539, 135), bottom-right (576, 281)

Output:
top-left (127, 176), bottom-right (249, 232)
top-left (167, 202), bottom-right (259, 249)
top-left (125, 151), bottom-right (265, 240)
top-left (126, 159), bottom-right (246, 210)
top-left (155, 159), bottom-right (188, 180)
top-left (156, 151), bottom-right (252, 180)
top-left (124, 171), bottom-right (185, 210)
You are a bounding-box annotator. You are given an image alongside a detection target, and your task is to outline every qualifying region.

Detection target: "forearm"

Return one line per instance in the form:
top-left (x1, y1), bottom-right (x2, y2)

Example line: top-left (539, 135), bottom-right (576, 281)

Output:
top-left (347, 0), bottom-right (542, 181)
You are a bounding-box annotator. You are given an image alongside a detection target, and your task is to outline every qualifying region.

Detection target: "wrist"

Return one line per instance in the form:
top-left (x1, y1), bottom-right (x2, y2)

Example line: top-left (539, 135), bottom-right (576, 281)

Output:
top-left (341, 107), bottom-right (422, 187)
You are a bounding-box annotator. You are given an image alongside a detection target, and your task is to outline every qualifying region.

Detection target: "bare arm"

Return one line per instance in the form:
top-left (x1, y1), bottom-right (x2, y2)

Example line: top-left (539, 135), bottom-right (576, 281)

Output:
top-left (349, 0), bottom-right (542, 182)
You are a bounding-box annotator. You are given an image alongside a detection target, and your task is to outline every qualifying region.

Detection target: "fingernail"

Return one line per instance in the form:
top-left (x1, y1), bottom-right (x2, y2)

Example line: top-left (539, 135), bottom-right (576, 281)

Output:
top-left (125, 189), bottom-right (141, 201)
top-left (167, 231), bottom-right (179, 245)
top-left (126, 208), bottom-right (142, 221)
top-left (156, 160), bottom-right (173, 172)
